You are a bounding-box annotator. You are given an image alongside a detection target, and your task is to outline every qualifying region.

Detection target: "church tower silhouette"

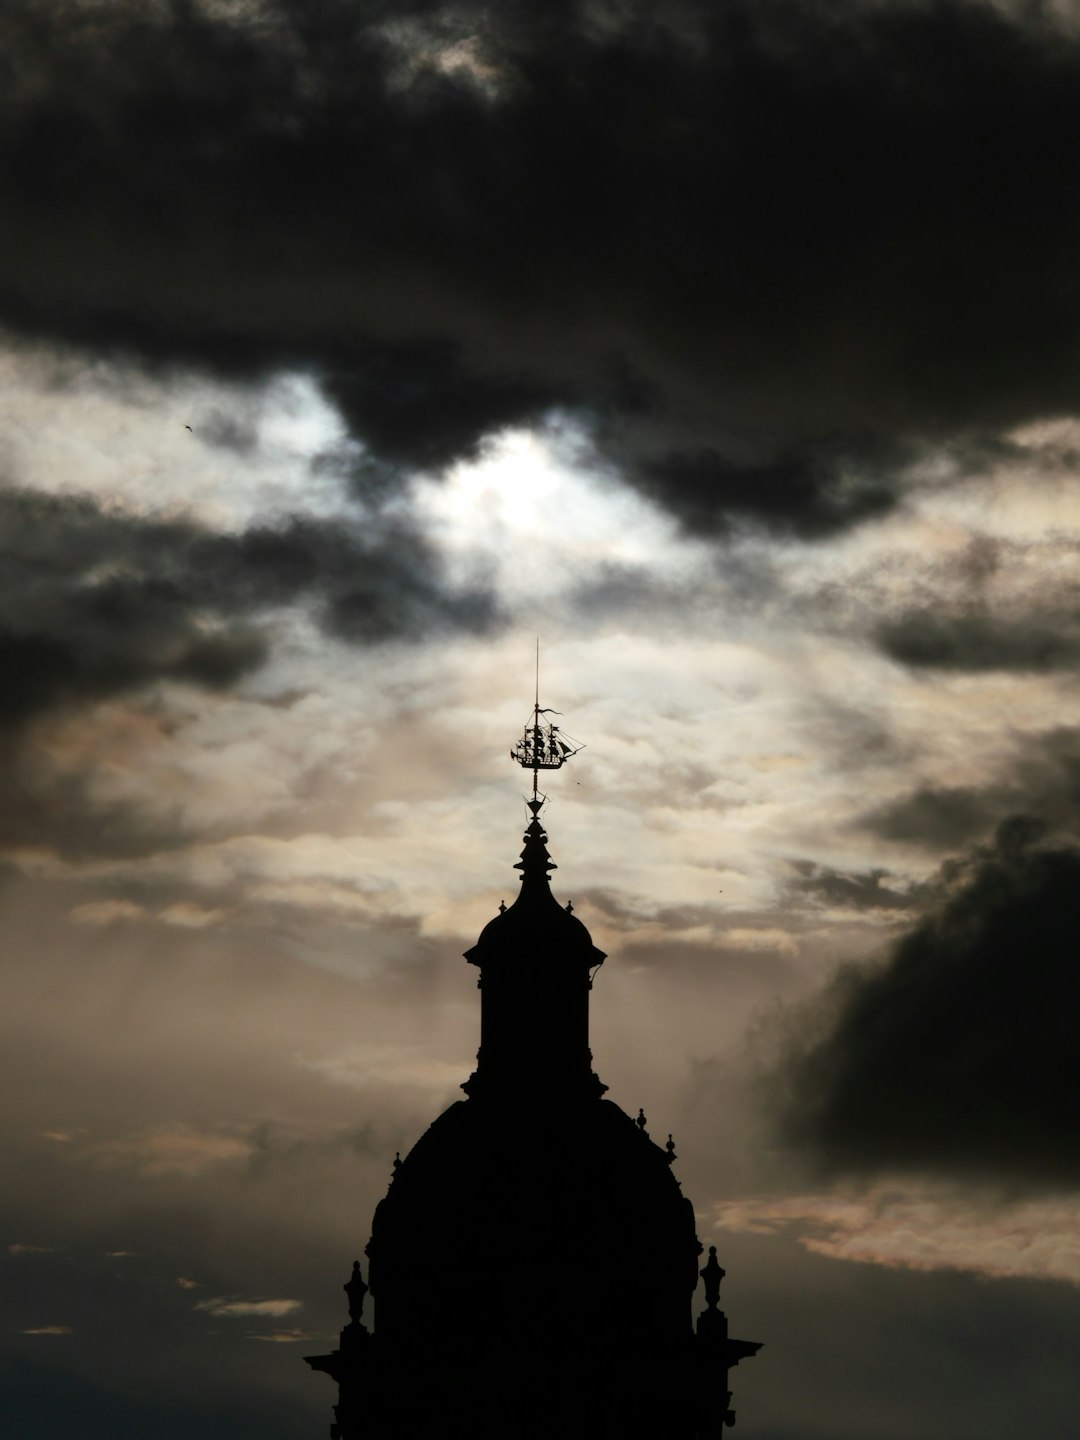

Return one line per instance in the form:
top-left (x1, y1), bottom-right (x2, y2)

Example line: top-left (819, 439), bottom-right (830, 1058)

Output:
top-left (306, 690), bottom-right (761, 1437)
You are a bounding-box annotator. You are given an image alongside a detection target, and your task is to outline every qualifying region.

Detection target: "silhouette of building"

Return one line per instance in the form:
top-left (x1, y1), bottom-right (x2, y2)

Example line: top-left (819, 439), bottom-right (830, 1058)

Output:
top-left (307, 709), bottom-right (761, 1437)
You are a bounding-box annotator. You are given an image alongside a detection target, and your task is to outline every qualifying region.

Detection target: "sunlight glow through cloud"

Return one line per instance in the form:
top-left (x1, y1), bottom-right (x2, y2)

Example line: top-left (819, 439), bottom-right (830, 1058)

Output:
top-left (412, 425), bottom-right (712, 604)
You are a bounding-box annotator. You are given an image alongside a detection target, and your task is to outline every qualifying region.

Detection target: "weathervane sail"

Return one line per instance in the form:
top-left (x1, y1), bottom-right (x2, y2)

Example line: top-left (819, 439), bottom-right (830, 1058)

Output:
top-left (510, 640), bottom-right (584, 801)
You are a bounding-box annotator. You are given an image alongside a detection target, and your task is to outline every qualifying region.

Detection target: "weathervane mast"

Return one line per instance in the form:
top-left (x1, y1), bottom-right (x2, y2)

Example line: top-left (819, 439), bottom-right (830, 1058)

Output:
top-left (510, 640), bottom-right (584, 802)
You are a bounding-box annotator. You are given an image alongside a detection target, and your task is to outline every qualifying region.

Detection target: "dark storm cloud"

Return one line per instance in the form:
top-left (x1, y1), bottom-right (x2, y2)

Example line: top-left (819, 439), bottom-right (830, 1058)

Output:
top-left (0, 487), bottom-right (495, 730)
top-left (863, 725), bottom-right (1080, 849)
top-left (5, 0), bottom-right (1080, 532)
top-left (778, 815), bottom-right (1080, 1186)
top-left (877, 609), bottom-right (1080, 671)
top-left (632, 443), bottom-right (901, 539)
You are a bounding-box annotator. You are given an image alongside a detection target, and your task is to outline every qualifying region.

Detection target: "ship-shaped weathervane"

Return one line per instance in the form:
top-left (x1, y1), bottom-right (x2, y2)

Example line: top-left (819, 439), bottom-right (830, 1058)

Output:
top-left (510, 642), bottom-right (584, 801)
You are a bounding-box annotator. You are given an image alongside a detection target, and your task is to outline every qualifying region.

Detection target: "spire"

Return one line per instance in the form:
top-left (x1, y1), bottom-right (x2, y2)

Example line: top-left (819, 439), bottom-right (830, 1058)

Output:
top-left (462, 673), bottom-right (605, 1099)
top-left (465, 794), bottom-right (603, 968)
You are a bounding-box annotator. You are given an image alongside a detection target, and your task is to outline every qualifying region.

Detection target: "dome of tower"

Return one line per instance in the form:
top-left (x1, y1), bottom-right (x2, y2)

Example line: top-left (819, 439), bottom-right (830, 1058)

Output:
top-left (368, 1093), bottom-right (701, 1314)
top-left (365, 1091), bottom-right (702, 1437)
top-left (466, 881), bottom-right (603, 965)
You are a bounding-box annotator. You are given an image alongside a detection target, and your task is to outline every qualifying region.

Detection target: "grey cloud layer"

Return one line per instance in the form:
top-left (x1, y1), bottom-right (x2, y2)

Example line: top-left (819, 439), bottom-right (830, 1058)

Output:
top-left (4, 1), bottom-right (1080, 531)
top-left (864, 726), bottom-right (1080, 849)
top-left (0, 487), bottom-right (495, 731)
top-left (877, 610), bottom-right (1080, 672)
top-left (787, 861), bottom-right (921, 913)
top-left (0, 483), bottom-right (497, 865)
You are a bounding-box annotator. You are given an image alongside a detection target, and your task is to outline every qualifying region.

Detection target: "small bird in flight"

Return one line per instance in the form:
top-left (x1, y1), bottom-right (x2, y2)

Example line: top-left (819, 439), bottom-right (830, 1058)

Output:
top-left (184, 424), bottom-right (192, 431)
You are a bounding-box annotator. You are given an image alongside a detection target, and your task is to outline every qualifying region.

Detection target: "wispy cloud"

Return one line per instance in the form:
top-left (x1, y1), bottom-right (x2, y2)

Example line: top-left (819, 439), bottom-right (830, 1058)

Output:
top-left (195, 1297), bottom-right (303, 1318)
top-left (92, 1125), bottom-right (253, 1178)
top-left (69, 899), bottom-right (147, 927)
top-left (295, 1044), bottom-right (469, 1092)
top-left (713, 1186), bottom-right (1080, 1287)
top-left (715, 927), bottom-right (799, 957)
top-left (158, 901), bottom-right (224, 930)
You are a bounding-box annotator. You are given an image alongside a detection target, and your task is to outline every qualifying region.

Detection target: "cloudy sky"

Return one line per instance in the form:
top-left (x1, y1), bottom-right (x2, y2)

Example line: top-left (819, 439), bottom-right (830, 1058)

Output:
top-left (3, 1), bottom-right (1080, 1435)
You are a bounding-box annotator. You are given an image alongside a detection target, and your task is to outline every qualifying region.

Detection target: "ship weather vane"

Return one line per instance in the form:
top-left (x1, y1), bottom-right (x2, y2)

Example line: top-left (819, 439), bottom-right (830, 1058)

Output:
top-left (510, 640), bottom-right (584, 802)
